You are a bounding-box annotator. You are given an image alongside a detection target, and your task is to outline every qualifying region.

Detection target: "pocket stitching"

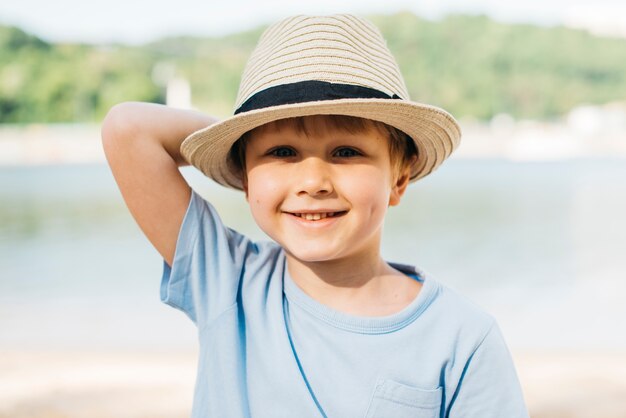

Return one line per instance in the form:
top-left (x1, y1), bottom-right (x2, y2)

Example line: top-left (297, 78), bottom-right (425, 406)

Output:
top-left (374, 393), bottom-right (438, 409)
top-left (374, 379), bottom-right (442, 409)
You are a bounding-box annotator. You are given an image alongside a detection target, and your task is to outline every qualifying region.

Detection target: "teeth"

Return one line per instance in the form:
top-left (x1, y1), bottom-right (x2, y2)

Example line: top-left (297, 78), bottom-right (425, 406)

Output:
top-left (296, 212), bottom-right (336, 220)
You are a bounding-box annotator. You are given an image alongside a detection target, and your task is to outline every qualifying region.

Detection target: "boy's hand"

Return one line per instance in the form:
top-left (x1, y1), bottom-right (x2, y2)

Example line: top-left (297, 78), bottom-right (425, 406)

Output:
top-left (101, 102), bottom-right (219, 266)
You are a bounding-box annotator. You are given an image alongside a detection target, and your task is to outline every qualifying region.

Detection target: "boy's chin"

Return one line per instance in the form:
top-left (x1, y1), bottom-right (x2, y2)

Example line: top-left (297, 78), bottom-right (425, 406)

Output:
top-left (284, 247), bottom-right (342, 264)
top-left (283, 245), bottom-right (362, 266)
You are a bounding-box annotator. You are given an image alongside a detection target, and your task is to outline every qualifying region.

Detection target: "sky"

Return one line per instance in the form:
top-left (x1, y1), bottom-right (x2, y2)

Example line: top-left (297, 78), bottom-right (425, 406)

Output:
top-left (1, 0), bottom-right (626, 45)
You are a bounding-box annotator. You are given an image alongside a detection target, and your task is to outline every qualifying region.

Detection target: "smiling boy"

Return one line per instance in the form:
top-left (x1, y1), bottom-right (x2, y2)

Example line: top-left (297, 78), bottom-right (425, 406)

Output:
top-left (241, 116), bottom-right (421, 316)
top-left (102, 14), bottom-right (529, 418)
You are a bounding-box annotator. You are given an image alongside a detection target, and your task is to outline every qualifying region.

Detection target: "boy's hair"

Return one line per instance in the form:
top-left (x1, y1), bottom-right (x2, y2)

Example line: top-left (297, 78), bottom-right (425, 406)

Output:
top-left (228, 115), bottom-right (418, 183)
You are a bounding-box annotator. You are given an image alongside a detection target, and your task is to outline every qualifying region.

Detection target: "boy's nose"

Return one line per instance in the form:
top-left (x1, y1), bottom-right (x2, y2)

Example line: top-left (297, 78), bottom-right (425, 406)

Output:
top-left (295, 157), bottom-right (334, 196)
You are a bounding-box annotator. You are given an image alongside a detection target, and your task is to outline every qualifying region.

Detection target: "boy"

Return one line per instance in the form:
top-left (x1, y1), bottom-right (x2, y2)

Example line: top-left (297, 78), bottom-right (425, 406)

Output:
top-left (102, 14), bottom-right (529, 418)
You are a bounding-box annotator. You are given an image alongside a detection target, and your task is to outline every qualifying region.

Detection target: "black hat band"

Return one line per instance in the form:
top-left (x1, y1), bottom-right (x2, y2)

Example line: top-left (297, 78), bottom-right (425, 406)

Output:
top-left (234, 80), bottom-right (402, 115)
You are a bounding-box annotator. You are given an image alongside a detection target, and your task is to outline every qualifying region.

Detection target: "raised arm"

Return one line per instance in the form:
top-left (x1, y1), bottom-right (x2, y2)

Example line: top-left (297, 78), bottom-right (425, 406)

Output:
top-left (101, 102), bottom-right (219, 266)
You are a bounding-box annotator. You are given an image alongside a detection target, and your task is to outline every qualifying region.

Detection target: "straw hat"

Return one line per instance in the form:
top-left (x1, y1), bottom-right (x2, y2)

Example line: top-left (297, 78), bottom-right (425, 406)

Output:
top-left (181, 14), bottom-right (461, 190)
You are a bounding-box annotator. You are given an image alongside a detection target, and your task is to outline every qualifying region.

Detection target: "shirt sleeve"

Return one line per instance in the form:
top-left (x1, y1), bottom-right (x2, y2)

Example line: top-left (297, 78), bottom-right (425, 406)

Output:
top-left (159, 188), bottom-right (254, 327)
top-left (447, 322), bottom-right (529, 418)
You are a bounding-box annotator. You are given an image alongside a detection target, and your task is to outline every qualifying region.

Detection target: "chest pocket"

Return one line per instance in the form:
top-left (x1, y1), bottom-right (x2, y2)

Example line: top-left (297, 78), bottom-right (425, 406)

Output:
top-left (364, 378), bottom-right (442, 418)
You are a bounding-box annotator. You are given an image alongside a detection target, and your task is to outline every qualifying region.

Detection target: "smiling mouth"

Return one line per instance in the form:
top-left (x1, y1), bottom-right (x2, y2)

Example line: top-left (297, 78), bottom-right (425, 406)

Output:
top-left (288, 211), bottom-right (347, 221)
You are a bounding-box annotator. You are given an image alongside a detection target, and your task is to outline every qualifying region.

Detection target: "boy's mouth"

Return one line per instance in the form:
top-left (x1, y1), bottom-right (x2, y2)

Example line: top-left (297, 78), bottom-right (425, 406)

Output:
top-left (287, 211), bottom-right (347, 221)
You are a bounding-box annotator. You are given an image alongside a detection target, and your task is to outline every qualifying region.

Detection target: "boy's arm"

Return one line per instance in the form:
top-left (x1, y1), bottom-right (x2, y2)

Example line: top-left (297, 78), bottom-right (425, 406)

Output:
top-left (101, 102), bottom-right (219, 266)
top-left (448, 323), bottom-right (529, 417)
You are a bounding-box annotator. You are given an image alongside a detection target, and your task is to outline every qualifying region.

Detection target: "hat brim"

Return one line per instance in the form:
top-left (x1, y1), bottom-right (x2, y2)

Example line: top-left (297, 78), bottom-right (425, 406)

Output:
top-left (180, 98), bottom-right (461, 190)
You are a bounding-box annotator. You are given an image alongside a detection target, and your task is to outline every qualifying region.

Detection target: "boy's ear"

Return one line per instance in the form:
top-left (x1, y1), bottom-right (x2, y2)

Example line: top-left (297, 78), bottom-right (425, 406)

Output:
top-left (238, 165), bottom-right (250, 199)
top-left (389, 167), bottom-right (411, 207)
top-left (242, 178), bottom-right (249, 200)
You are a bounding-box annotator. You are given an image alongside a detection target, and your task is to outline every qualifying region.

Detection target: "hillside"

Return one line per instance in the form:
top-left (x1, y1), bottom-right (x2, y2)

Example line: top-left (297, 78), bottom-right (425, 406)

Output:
top-left (1, 13), bottom-right (625, 123)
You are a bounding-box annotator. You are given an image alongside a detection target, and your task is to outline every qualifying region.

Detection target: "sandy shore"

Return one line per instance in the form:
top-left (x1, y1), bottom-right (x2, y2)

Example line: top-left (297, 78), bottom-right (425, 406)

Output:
top-left (514, 350), bottom-right (626, 418)
top-left (0, 350), bottom-right (196, 418)
top-left (1, 349), bottom-right (625, 417)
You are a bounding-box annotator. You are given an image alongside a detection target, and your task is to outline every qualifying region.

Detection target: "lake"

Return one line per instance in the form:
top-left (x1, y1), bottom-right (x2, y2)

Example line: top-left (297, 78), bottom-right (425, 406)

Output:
top-left (1, 158), bottom-right (625, 352)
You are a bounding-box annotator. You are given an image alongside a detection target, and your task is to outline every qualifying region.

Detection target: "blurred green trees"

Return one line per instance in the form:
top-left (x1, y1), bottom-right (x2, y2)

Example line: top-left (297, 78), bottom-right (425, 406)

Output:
top-left (0, 26), bottom-right (163, 122)
top-left (1, 13), bottom-right (625, 123)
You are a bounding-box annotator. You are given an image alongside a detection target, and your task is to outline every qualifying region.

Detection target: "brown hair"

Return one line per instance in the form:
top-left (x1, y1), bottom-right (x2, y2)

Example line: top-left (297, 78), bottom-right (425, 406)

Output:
top-left (228, 115), bottom-right (418, 182)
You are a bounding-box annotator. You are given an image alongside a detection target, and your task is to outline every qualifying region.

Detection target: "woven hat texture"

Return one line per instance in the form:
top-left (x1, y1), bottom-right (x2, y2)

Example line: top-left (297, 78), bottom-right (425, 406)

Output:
top-left (181, 14), bottom-right (461, 190)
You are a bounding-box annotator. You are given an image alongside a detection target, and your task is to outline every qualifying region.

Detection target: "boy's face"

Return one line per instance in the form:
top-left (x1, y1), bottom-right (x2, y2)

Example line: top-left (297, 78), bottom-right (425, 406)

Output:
top-left (243, 118), bottom-right (410, 265)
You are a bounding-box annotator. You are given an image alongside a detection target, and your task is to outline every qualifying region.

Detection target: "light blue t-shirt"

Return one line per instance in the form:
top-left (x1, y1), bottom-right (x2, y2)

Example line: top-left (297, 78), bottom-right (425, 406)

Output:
top-left (160, 189), bottom-right (529, 418)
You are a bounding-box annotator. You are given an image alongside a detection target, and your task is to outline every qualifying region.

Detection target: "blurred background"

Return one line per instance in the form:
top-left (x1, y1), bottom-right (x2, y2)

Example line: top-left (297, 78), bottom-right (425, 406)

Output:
top-left (1, 1), bottom-right (626, 417)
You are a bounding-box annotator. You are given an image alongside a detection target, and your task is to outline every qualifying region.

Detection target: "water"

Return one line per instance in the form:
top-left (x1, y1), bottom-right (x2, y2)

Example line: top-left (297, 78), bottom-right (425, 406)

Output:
top-left (1, 158), bottom-right (625, 352)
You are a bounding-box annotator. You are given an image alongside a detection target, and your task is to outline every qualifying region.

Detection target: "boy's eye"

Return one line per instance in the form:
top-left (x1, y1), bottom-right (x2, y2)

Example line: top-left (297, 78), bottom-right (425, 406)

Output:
top-left (269, 147), bottom-right (296, 157)
top-left (334, 147), bottom-right (361, 158)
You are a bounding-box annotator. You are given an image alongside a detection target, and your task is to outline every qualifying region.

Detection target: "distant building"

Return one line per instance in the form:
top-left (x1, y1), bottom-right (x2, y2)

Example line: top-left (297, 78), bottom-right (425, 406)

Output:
top-left (166, 77), bottom-right (192, 110)
top-left (567, 101), bottom-right (626, 136)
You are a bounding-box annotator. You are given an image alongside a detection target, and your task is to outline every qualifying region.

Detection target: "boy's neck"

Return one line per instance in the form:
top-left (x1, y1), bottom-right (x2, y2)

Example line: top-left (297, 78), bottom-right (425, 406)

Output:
top-left (285, 252), bottom-right (422, 317)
